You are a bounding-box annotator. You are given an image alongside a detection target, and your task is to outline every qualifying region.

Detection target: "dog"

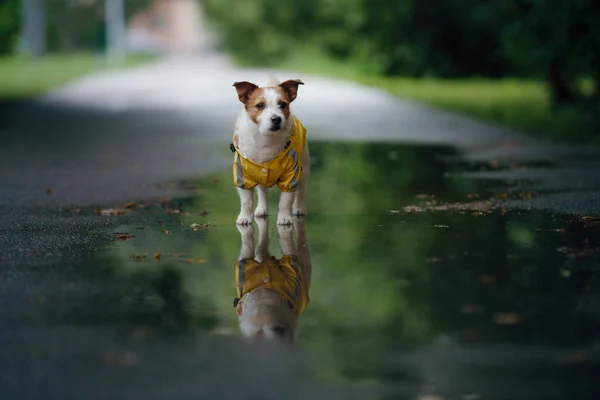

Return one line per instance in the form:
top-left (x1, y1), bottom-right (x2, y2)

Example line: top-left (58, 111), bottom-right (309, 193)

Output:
top-left (231, 77), bottom-right (310, 226)
top-left (233, 216), bottom-right (312, 342)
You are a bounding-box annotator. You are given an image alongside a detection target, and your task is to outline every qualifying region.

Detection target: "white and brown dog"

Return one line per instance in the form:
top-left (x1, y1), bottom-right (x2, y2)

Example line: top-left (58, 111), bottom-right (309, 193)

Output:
top-left (234, 217), bottom-right (312, 342)
top-left (231, 77), bottom-right (310, 226)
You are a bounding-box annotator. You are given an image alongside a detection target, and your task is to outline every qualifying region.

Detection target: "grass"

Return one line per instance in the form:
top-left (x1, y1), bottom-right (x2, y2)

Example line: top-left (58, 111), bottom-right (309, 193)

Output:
top-left (0, 52), bottom-right (154, 99)
top-left (274, 47), bottom-right (597, 145)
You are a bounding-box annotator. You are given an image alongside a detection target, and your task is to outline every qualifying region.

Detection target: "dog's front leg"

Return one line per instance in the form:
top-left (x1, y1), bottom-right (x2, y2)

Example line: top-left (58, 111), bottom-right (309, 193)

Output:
top-left (277, 192), bottom-right (295, 226)
top-left (236, 187), bottom-right (254, 226)
top-left (237, 222), bottom-right (255, 261)
top-left (254, 184), bottom-right (268, 218)
top-left (277, 222), bottom-right (295, 256)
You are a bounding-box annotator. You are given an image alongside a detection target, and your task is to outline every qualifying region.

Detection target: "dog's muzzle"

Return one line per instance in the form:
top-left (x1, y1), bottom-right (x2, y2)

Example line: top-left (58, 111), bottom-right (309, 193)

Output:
top-left (269, 116), bottom-right (282, 131)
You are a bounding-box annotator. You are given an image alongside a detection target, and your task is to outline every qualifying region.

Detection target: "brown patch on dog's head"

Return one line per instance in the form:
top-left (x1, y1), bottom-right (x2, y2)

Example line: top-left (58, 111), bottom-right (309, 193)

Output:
top-left (244, 88), bottom-right (267, 124)
top-left (278, 79), bottom-right (304, 102)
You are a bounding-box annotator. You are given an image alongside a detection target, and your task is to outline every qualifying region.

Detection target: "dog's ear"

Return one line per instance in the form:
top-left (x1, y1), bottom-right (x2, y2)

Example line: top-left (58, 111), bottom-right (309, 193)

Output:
top-left (279, 79), bottom-right (304, 102)
top-left (233, 81), bottom-right (258, 104)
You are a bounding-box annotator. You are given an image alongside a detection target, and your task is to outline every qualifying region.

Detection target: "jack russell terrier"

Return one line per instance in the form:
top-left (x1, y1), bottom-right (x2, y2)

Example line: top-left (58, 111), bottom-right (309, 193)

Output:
top-left (234, 216), bottom-right (312, 342)
top-left (230, 77), bottom-right (310, 226)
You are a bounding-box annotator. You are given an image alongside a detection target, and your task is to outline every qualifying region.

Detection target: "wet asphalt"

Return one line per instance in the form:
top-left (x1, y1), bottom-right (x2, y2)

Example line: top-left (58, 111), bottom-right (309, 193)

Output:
top-left (1, 72), bottom-right (600, 399)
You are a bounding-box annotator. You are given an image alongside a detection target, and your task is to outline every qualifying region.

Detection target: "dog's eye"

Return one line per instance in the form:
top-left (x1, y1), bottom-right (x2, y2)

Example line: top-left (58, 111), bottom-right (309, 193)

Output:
top-left (256, 103), bottom-right (265, 110)
top-left (278, 102), bottom-right (287, 109)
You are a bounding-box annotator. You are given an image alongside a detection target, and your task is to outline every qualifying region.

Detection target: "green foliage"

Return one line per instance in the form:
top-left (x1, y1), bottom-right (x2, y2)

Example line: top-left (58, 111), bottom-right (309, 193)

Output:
top-left (203, 0), bottom-right (599, 104)
top-left (0, 0), bottom-right (19, 54)
top-left (204, 0), bottom-right (599, 142)
top-left (277, 47), bottom-right (598, 144)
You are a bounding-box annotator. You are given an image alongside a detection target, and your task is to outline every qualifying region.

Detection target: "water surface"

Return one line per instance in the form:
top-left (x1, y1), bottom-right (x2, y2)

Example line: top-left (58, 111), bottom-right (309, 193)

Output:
top-left (66, 142), bottom-right (600, 398)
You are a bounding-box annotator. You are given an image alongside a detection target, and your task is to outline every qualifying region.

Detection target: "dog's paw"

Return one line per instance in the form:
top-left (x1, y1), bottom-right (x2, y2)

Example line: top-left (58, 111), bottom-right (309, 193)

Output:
top-left (277, 223), bottom-right (293, 233)
top-left (293, 201), bottom-right (306, 216)
top-left (277, 214), bottom-right (293, 226)
top-left (293, 207), bottom-right (306, 217)
top-left (254, 207), bottom-right (268, 218)
top-left (236, 213), bottom-right (254, 226)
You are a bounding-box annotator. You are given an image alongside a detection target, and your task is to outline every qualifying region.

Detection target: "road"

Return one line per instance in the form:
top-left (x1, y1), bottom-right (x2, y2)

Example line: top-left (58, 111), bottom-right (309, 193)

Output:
top-left (1, 51), bottom-right (600, 400)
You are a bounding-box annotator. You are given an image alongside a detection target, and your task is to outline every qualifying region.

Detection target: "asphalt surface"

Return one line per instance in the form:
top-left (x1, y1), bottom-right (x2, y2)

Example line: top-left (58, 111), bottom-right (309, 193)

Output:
top-left (1, 53), bottom-right (600, 399)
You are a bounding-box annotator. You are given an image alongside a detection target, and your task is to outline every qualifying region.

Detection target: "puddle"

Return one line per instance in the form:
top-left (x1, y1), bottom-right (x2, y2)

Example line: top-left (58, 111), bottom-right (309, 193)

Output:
top-left (73, 142), bottom-right (600, 397)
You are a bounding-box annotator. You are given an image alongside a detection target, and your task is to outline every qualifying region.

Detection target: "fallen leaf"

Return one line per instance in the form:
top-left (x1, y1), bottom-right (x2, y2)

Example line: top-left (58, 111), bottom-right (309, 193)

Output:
top-left (389, 210), bottom-right (401, 214)
top-left (403, 205), bottom-right (424, 213)
top-left (492, 312), bottom-right (520, 325)
top-left (582, 216), bottom-right (600, 222)
top-left (116, 233), bottom-right (134, 241)
top-left (480, 275), bottom-right (496, 284)
top-left (561, 351), bottom-right (588, 365)
top-left (434, 224), bottom-right (449, 228)
top-left (95, 207), bottom-right (101, 216)
top-left (536, 228), bottom-right (564, 233)
top-left (404, 201), bottom-right (497, 213)
top-left (582, 216), bottom-right (600, 228)
top-left (165, 208), bottom-right (181, 215)
top-left (163, 229), bottom-right (171, 235)
top-left (557, 246), bottom-right (575, 254)
top-left (461, 305), bottom-right (484, 315)
top-left (196, 258), bottom-right (207, 264)
top-left (190, 222), bottom-right (212, 231)
top-left (519, 191), bottom-right (536, 199)
top-left (153, 252), bottom-right (161, 261)
top-left (201, 210), bottom-right (209, 217)
top-left (99, 208), bottom-right (127, 216)
top-left (123, 201), bottom-right (136, 209)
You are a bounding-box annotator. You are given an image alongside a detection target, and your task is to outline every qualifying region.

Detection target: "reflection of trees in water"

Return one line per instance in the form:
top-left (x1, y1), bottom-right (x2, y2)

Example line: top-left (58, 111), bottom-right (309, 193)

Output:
top-left (65, 250), bottom-right (218, 334)
top-left (63, 141), bottom-right (600, 382)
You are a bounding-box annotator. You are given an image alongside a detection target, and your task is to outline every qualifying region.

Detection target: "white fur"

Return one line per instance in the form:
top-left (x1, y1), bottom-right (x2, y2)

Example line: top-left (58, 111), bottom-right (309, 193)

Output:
top-left (234, 78), bottom-right (310, 225)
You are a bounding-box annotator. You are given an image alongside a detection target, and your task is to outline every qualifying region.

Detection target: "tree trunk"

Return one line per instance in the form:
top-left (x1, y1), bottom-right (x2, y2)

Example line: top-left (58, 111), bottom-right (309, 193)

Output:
top-left (547, 53), bottom-right (577, 105)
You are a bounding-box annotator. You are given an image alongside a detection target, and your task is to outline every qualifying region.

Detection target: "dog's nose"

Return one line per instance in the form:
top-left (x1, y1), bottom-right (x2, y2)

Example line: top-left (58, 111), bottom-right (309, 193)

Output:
top-left (270, 116), bottom-right (282, 125)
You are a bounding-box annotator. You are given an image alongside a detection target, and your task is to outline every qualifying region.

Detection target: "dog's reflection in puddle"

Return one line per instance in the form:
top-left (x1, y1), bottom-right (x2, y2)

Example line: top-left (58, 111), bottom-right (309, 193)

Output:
top-left (233, 217), bottom-right (312, 343)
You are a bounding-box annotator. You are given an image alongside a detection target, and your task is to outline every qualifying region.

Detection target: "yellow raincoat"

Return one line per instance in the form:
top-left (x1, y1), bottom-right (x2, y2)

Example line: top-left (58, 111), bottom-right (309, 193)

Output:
top-left (234, 255), bottom-right (310, 316)
top-left (232, 117), bottom-right (307, 192)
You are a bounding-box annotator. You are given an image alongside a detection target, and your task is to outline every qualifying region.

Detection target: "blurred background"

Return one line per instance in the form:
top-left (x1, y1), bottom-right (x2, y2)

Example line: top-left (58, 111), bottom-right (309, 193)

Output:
top-left (1, 2), bottom-right (600, 398)
top-left (0, 0), bottom-right (598, 143)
